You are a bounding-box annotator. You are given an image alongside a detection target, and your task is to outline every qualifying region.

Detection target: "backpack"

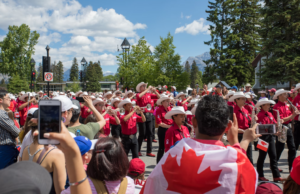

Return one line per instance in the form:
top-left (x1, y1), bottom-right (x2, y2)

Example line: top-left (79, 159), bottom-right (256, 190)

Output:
top-left (90, 177), bottom-right (128, 194)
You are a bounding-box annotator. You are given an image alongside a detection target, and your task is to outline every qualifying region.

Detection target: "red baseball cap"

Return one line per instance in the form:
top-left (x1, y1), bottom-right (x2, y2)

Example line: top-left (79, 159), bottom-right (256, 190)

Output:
top-left (268, 88), bottom-right (276, 93)
top-left (128, 158), bottom-right (145, 176)
top-left (291, 156), bottom-right (300, 185)
top-left (256, 182), bottom-right (282, 194)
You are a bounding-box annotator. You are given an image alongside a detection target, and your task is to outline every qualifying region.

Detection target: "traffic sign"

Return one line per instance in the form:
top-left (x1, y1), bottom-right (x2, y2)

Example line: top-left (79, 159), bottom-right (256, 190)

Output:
top-left (44, 72), bottom-right (53, 82)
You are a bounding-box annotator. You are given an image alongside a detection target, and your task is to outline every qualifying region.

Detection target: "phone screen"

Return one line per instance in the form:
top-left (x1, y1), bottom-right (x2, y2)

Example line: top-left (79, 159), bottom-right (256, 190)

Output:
top-left (39, 105), bottom-right (60, 140)
top-left (228, 105), bottom-right (234, 121)
top-left (76, 97), bottom-right (85, 103)
top-left (256, 124), bottom-right (276, 135)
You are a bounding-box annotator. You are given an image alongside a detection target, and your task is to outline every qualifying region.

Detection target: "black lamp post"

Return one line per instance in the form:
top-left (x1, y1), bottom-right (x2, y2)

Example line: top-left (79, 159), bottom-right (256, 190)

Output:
top-left (81, 57), bottom-right (87, 90)
top-left (30, 58), bottom-right (35, 92)
top-left (121, 38), bottom-right (130, 88)
top-left (45, 45), bottom-right (50, 96)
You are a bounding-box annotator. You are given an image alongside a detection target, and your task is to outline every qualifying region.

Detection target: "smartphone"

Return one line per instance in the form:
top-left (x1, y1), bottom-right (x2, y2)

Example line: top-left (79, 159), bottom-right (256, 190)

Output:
top-left (256, 124), bottom-right (276, 135)
top-left (76, 97), bottom-right (85, 103)
top-left (228, 105), bottom-right (233, 121)
top-left (38, 100), bottom-right (61, 145)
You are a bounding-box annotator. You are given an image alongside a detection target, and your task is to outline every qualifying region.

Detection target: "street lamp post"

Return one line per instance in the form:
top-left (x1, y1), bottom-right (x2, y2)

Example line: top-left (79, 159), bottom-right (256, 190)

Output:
top-left (81, 57), bottom-right (87, 90)
top-left (30, 58), bottom-right (35, 92)
top-left (46, 45), bottom-right (50, 97)
top-left (121, 38), bottom-right (130, 89)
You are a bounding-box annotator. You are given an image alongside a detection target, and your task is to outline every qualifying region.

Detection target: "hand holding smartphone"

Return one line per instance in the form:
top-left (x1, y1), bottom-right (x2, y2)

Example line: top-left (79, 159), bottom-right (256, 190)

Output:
top-left (38, 100), bottom-right (62, 145)
top-left (255, 124), bottom-right (276, 135)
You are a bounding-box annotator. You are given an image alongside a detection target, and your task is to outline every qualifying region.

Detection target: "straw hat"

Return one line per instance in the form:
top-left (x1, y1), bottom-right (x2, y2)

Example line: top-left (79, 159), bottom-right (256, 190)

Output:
top-left (136, 82), bottom-right (148, 93)
top-left (255, 98), bottom-right (275, 108)
top-left (103, 91), bottom-right (112, 98)
top-left (92, 98), bottom-right (106, 106)
top-left (225, 91), bottom-right (235, 99)
top-left (114, 90), bottom-right (122, 95)
top-left (273, 89), bottom-right (289, 100)
top-left (245, 83), bottom-right (251, 87)
top-left (228, 92), bottom-right (246, 102)
top-left (111, 98), bottom-right (121, 106)
top-left (156, 94), bottom-right (170, 105)
top-left (118, 98), bottom-right (132, 109)
top-left (176, 92), bottom-right (185, 99)
top-left (124, 90), bottom-right (134, 98)
top-left (165, 106), bottom-right (186, 119)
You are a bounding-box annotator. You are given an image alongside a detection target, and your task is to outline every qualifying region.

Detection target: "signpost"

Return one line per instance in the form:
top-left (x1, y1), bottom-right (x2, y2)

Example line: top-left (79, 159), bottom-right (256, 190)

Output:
top-left (44, 72), bottom-right (53, 82)
top-left (43, 46), bottom-right (51, 97)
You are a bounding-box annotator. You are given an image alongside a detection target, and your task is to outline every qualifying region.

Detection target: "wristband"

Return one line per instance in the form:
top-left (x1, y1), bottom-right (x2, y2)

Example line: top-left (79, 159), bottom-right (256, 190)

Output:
top-left (69, 176), bottom-right (88, 186)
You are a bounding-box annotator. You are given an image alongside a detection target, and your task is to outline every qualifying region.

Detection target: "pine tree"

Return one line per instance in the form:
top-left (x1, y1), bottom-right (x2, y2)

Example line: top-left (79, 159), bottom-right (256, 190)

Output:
top-left (197, 71), bottom-right (203, 88)
top-left (258, 0), bottom-right (300, 86)
top-left (7, 74), bottom-right (29, 94)
top-left (86, 63), bottom-right (101, 92)
top-left (69, 57), bottom-right (79, 81)
top-left (51, 61), bottom-right (57, 82)
top-left (56, 61), bottom-right (64, 83)
top-left (37, 63), bottom-right (43, 82)
top-left (184, 61), bottom-right (191, 74)
top-left (190, 60), bottom-right (199, 88)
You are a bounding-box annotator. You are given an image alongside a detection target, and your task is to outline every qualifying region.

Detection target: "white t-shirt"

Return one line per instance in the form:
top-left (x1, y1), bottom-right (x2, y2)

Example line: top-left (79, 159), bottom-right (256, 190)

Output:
top-left (19, 130), bottom-right (33, 158)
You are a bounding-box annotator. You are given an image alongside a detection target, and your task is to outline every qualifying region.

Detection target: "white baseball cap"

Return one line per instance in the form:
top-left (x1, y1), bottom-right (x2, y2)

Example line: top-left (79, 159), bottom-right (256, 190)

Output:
top-left (53, 96), bottom-right (79, 112)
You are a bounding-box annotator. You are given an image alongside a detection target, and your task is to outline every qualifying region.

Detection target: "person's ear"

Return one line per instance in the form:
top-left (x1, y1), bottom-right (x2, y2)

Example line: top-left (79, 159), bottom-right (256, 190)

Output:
top-left (192, 117), bottom-right (198, 128)
top-left (84, 152), bottom-right (88, 160)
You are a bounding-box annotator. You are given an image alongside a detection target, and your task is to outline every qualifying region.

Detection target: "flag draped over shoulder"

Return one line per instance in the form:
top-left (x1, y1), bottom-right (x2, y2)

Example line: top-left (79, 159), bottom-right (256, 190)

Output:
top-left (140, 138), bottom-right (257, 194)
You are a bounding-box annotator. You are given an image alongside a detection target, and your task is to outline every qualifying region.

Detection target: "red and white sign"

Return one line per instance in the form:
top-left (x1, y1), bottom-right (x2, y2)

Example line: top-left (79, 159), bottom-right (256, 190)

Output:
top-left (44, 72), bottom-right (53, 82)
top-left (257, 139), bottom-right (269, 152)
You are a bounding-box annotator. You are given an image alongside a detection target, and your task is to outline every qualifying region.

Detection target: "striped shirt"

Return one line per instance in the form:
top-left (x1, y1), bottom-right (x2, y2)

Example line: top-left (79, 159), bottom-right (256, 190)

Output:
top-left (0, 109), bottom-right (20, 146)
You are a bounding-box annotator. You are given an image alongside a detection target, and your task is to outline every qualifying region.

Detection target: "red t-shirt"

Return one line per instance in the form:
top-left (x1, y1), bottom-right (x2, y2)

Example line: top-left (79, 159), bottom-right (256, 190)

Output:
top-left (273, 101), bottom-right (292, 124)
top-left (234, 105), bottom-right (251, 130)
top-left (109, 107), bottom-right (120, 125)
top-left (227, 101), bottom-right (235, 107)
top-left (102, 112), bottom-right (111, 136)
top-left (120, 111), bottom-right (143, 135)
top-left (155, 105), bottom-right (173, 126)
top-left (81, 105), bottom-right (92, 119)
top-left (136, 93), bottom-right (158, 113)
top-left (164, 124), bottom-right (190, 152)
top-left (187, 115), bottom-right (194, 125)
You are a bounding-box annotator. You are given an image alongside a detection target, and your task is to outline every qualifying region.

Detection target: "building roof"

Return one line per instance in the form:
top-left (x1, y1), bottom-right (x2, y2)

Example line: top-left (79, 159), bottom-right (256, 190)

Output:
top-left (207, 81), bottom-right (231, 89)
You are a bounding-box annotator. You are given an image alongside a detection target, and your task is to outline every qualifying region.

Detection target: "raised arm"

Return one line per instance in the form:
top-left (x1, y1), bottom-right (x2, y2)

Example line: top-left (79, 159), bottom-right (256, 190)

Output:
top-left (84, 96), bottom-right (106, 129)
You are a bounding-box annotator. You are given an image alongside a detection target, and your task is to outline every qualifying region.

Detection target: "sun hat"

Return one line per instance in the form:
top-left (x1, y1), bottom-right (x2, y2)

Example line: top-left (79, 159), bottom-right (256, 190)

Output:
top-left (273, 89), bottom-right (289, 100)
top-left (225, 91), bottom-right (235, 99)
top-left (90, 95), bottom-right (96, 100)
top-left (79, 92), bottom-right (88, 97)
top-left (74, 136), bottom-right (92, 156)
top-left (75, 91), bottom-right (83, 97)
top-left (19, 92), bottom-right (33, 102)
top-left (255, 98), bottom-right (276, 108)
top-left (28, 108), bottom-right (38, 116)
top-left (103, 91), bottom-right (112, 98)
top-left (187, 99), bottom-right (199, 107)
top-left (186, 111), bottom-right (192, 115)
top-left (111, 98), bottom-right (121, 106)
top-left (176, 92), bottom-right (185, 99)
top-left (0, 161), bottom-right (52, 194)
top-left (113, 90), bottom-right (122, 95)
top-left (290, 156), bottom-right (300, 185)
top-left (171, 86), bottom-right (176, 90)
top-left (128, 158), bottom-right (146, 176)
top-left (258, 90), bottom-right (267, 94)
top-left (165, 106), bottom-right (186, 120)
top-left (118, 98), bottom-right (132, 109)
top-left (294, 83), bottom-right (300, 91)
top-left (124, 90), bottom-right (134, 98)
top-left (93, 98), bottom-right (106, 106)
top-left (136, 82), bottom-right (148, 93)
top-left (53, 96), bottom-right (79, 112)
top-left (228, 92), bottom-right (246, 102)
top-left (245, 83), bottom-right (251, 87)
top-left (156, 94), bottom-right (170, 105)
top-left (38, 90), bottom-right (43, 94)
top-left (268, 88), bottom-right (276, 93)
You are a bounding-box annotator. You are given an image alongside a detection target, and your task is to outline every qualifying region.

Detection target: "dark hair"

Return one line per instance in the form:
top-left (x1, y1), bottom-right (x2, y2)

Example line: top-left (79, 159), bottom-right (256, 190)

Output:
top-left (70, 109), bottom-right (81, 123)
top-left (283, 175), bottom-right (300, 194)
top-left (195, 95), bottom-right (229, 136)
top-left (0, 88), bottom-right (8, 99)
top-left (28, 121), bottom-right (38, 143)
top-left (171, 114), bottom-right (178, 121)
top-left (87, 137), bottom-right (129, 181)
top-left (84, 114), bottom-right (97, 124)
top-left (23, 114), bottom-right (33, 137)
top-left (5, 109), bottom-right (14, 120)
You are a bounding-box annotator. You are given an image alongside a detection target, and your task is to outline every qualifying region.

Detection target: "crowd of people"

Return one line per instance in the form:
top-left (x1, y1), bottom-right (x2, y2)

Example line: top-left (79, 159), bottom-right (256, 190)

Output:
top-left (0, 82), bottom-right (300, 194)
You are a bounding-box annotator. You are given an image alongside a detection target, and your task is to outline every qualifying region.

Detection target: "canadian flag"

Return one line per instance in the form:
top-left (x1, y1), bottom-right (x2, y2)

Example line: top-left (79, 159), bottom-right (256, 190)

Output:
top-left (257, 139), bottom-right (269, 152)
top-left (140, 138), bottom-right (258, 194)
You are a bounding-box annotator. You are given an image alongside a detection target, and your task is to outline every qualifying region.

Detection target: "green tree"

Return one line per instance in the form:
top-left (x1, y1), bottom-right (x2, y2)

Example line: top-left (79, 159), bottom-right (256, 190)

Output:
top-left (51, 61), bottom-right (57, 82)
top-left (190, 60), bottom-right (199, 88)
top-left (69, 57), bottom-right (79, 81)
top-left (37, 63), bottom-right (43, 83)
top-left (56, 61), bottom-right (64, 83)
top-left (86, 62), bottom-right (103, 92)
top-left (258, 0), bottom-right (300, 87)
top-left (7, 74), bottom-right (29, 94)
top-left (66, 76), bottom-right (81, 92)
top-left (102, 75), bottom-right (117, 81)
top-left (197, 71), bottom-right (203, 88)
top-left (204, 0), bottom-right (260, 86)
top-left (153, 33), bottom-right (189, 90)
top-left (0, 24), bottom-right (39, 80)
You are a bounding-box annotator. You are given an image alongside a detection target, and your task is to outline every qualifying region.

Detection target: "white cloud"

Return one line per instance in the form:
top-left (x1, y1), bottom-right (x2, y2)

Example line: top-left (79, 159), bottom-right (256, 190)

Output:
top-left (0, 0), bottom-right (148, 70)
top-left (175, 18), bottom-right (210, 35)
top-left (185, 15), bottom-right (191, 19)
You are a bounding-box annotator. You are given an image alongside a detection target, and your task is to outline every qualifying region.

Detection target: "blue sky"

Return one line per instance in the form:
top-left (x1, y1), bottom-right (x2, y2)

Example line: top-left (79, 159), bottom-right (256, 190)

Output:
top-left (0, 0), bottom-right (212, 74)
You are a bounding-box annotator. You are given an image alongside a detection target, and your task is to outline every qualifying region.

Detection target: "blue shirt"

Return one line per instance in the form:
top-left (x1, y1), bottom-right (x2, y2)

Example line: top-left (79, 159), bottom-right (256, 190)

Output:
top-left (172, 91), bottom-right (178, 97)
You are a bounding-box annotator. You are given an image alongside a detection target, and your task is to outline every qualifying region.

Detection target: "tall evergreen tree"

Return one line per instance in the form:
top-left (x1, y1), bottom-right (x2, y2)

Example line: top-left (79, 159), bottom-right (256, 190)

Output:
top-left (184, 61), bottom-right (191, 74)
top-left (86, 62), bottom-right (101, 92)
top-left (7, 74), bottom-right (29, 94)
top-left (56, 61), bottom-right (64, 83)
top-left (190, 60), bottom-right (199, 88)
top-left (69, 57), bottom-right (79, 81)
top-left (258, 0), bottom-right (300, 86)
top-left (37, 63), bottom-right (43, 83)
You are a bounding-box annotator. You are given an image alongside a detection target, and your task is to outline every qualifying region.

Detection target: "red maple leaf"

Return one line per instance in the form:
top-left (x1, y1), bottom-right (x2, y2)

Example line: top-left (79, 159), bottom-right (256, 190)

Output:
top-left (261, 141), bottom-right (267, 146)
top-left (162, 147), bottom-right (222, 194)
